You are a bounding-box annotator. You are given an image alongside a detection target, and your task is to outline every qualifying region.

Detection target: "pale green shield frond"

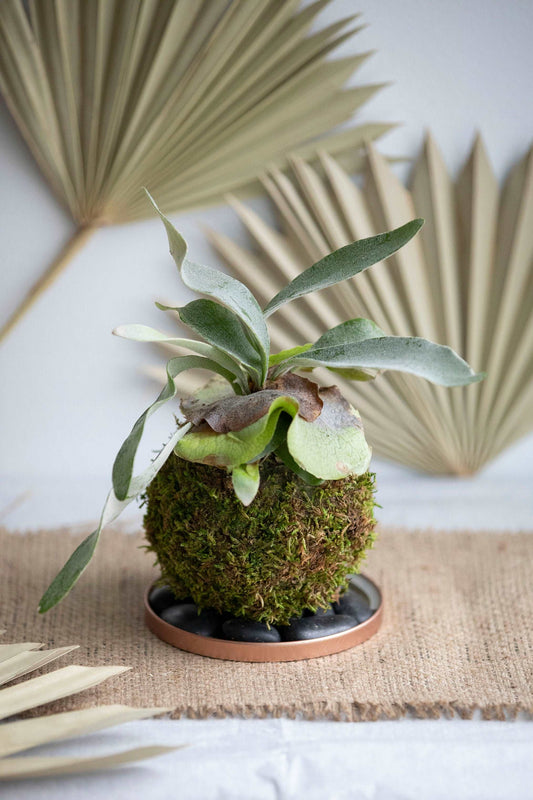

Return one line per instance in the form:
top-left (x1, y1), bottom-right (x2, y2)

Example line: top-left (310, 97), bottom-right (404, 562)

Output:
top-left (287, 388), bottom-right (371, 480)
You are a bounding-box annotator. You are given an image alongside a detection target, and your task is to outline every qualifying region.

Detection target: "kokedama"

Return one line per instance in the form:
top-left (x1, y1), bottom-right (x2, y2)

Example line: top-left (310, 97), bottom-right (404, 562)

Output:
top-left (39, 195), bottom-right (483, 631)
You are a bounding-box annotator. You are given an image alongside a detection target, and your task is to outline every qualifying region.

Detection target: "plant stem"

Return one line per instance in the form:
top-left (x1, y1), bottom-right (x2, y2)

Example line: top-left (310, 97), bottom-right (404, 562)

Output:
top-left (0, 225), bottom-right (95, 344)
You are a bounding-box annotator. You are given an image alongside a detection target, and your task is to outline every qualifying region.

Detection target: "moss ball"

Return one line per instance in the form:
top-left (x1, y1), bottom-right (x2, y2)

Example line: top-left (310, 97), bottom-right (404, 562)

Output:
top-left (143, 454), bottom-right (377, 626)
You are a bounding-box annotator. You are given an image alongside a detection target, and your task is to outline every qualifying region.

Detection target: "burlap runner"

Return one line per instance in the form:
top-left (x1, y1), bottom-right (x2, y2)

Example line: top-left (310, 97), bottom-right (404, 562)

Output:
top-left (2, 526), bottom-right (532, 721)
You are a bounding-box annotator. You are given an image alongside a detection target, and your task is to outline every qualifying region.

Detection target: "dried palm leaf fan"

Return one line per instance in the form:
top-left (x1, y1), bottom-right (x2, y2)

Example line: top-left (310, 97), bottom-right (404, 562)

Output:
top-left (206, 135), bottom-right (533, 475)
top-left (0, 0), bottom-right (392, 342)
top-left (0, 631), bottom-right (178, 780)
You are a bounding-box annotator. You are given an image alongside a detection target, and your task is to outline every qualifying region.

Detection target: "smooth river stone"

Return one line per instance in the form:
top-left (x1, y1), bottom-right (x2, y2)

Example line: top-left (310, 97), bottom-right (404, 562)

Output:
top-left (222, 619), bottom-right (281, 643)
top-left (149, 585), bottom-right (182, 615)
top-left (160, 603), bottom-right (221, 637)
top-left (303, 605), bottom-right (335, 618)
top-left (333, 590), bottom-right (373, 622)
top-left (280, 613), bottom-right (357, 641)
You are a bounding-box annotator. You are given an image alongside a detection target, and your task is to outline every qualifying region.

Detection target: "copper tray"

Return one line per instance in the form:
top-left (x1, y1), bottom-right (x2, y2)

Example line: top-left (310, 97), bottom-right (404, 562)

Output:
top-left (144, 574), bottom-right (383, 662)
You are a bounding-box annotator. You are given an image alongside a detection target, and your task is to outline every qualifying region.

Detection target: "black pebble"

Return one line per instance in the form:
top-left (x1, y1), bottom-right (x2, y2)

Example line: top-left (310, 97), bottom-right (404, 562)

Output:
top-left (280, 614), bottom-right (358, 641)
top-left (160, 603), bottom-right (221, 637)
top-left (222, 619), bottom-right (281, 643)
top-left (303, 606), bottom-right (335, 618)
top-left (333, 590), bottom-right (373, 623)
top-left (149, 585), bottom-right (182, 615)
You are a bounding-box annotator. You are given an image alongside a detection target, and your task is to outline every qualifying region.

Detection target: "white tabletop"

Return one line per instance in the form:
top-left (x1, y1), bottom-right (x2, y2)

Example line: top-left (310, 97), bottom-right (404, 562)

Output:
top-left (1, 717), bottom-right (532, 800)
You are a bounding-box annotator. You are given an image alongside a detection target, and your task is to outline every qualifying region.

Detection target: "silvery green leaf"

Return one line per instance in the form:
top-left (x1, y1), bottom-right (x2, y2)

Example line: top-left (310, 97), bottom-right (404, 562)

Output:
top-left (38, 425), bottom-right (190, 612)
top-left (263, 219), bottom-right (424, 317)
top-left (39, 530), bottom-right (100, 613)
top-left (290, 336), bottom-right (485, 387)
top-left (286, 388), bottom-right (371, 480)
top-left (177, 300), bottom-right (263, 385)
top-left (313, 318), bottom-right (386, 348)
top-left (145, 190), bottom-right (187, 267)
top-left (113, 355), bottom-right (236, 501)
top-left (113, 324), bottom-right (247, 392)
top-left (148, 193), bottom-right (270, 381)
top-left (231, 463), bottom-right (260, 506)
top-left (271, 320), bottom-right (385, 378)
top-left (180, 258), bottom-right (270, 382)
top-left (302, 319), bottom-right (385, 382)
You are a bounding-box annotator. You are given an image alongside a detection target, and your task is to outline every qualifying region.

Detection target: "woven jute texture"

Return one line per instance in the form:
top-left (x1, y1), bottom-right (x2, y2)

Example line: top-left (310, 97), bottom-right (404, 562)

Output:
top-left (2, 526), bottom-right (532, 721)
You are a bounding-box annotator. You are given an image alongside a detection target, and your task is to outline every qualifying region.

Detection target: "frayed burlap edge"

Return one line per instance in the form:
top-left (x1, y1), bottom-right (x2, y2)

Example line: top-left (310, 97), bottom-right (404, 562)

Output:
top-left (167, 701), bottom-right (533, 722)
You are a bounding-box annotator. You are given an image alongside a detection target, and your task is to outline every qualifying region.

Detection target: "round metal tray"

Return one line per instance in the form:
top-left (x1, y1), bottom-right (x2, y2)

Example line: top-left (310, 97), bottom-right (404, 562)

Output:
top-left (144, 574), bottom-right (383, 662)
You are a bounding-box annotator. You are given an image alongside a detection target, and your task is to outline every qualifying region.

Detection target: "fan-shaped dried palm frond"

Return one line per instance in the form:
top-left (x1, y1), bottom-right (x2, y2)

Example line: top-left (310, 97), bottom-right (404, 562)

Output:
top-left (0, 632), bottom-right (176, 780)
top-left (0, 0), bottom-right (392, 342)
top-left (206, 135), bottom-right (533, 475)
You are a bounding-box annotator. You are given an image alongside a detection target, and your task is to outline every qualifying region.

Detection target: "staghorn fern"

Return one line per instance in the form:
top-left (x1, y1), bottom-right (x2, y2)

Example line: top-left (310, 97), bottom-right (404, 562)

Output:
top-left (39, 196), bottom-right (482, 613)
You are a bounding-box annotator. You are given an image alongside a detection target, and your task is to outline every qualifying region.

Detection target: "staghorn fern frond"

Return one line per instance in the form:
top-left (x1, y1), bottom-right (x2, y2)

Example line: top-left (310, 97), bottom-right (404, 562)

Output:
top-left (207, 135), bottom-right (533, 476)
top-left (0, 0), bottom-right (393, 342)
top-left (0, 630), bottom-right (178, 780)
top-left (39, 199), bottom-right (481, 612)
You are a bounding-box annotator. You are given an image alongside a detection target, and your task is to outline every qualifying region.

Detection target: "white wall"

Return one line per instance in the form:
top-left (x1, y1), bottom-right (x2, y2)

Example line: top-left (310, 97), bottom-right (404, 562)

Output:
top-left (1, 0), bottom-right (532, 527)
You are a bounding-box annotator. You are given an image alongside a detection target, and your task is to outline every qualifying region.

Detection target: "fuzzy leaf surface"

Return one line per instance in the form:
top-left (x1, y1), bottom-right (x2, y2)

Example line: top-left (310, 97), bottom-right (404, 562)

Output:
top-left (313, 318), bottom-right (386, 348)
top-left (146, 190), bottom-right (187, 267)
top-left (177, 299), bottom-right (263, 383)
top-left (180, 258), bottom-right (270, 381)
top-left (263, 219), bottom-right (424, 317)
top-left (288, 336), bottom-right (485, 387)
top-left (305, 319), bottom-right (386, 382)
top-left (272, 320), bottom-right (385, 379)
top-left (114, 324), bottom-right (247, 389)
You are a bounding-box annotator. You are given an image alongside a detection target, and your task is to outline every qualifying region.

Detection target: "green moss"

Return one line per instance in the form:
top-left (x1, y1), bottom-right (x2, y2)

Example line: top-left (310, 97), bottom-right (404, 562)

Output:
top-left (143, 454), bottom-right (377, 626)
